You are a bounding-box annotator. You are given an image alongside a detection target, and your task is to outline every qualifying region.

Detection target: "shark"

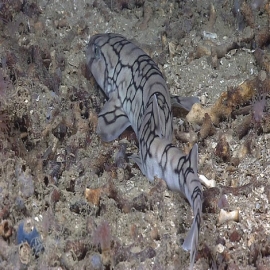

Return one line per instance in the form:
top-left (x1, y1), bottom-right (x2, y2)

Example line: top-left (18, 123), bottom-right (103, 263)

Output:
top-left (86, 33), bottom-right (203, 269)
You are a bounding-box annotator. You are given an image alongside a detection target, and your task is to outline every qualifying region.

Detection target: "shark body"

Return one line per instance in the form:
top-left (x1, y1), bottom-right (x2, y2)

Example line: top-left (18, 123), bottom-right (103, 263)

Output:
top-left (86, 33), bottom-right (203, 269)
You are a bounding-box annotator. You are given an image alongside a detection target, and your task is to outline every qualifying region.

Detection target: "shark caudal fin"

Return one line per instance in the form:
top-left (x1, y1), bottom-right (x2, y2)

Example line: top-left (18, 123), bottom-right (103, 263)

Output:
top-left (181, 144), bottom-right (203, 269)
top-left (182, 208), bottom-right (201, 269)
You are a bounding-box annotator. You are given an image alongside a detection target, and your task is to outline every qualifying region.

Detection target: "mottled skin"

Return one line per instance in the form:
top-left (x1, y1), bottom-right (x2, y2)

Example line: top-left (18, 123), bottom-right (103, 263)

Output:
top-left (86, 33), bottom-right (203, 269)
top-left (86, 34), bottom-right (173, 142)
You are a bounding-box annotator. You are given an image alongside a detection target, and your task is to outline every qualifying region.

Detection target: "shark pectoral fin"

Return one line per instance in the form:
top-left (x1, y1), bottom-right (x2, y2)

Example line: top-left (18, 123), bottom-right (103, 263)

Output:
top-left (171, 96), bottom-right (200, 111)
top-left (129, 154), bottom-right (146, 175)
top-left (97, 93), bottom-right (131, 142)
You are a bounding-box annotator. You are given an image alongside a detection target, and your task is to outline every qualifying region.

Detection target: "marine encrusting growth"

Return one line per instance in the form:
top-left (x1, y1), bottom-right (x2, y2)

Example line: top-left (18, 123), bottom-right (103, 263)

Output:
top-left (86, 33), bottom-right (203, 269)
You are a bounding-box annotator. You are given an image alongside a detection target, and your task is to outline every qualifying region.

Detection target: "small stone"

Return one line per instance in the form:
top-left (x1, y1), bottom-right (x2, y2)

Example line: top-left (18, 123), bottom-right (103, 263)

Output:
top-left (229, 230), bottom-right (241, 242)
top-left (215, 243), bottom-right (225, 253)
top-left (19, 242), bottom-right (31, 265)
top-left (150, 227), bottom-right (160, 241)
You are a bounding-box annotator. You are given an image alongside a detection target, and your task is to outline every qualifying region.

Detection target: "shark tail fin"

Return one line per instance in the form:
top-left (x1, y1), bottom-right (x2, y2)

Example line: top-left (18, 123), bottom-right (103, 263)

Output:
top-left (182, 208), bottom-right (201, 269)
top-left (182, 144), bottom-right (202, 269)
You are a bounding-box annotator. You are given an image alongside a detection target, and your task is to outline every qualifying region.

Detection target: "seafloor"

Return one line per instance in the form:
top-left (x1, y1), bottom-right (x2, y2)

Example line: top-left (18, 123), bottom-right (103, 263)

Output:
top-left (0, 0), bottom-right (270, 269)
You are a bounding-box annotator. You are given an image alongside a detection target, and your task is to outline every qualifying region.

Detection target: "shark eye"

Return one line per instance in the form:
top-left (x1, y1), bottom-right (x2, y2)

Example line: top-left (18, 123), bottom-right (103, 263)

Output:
top-left (94, 45), bottom-right (101, 59)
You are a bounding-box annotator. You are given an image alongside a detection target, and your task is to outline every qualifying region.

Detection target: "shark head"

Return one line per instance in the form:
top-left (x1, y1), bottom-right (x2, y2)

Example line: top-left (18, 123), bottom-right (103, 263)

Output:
top-left (86, 34), bottom-right (108, 93)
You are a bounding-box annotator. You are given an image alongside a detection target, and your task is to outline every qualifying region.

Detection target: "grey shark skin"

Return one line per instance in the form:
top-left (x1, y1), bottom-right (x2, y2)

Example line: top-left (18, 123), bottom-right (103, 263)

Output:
top-left (86, 33), bottom-right (203, 269)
